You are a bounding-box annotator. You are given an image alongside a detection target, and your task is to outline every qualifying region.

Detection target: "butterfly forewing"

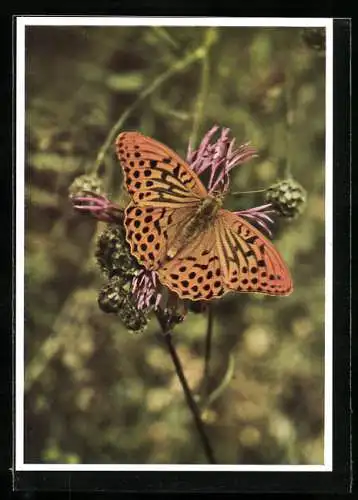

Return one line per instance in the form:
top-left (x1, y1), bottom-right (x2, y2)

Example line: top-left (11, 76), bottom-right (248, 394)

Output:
top-left (215, 210), bottom-right (293, 296)
top-left (116, 132), bottom-right (207, 207)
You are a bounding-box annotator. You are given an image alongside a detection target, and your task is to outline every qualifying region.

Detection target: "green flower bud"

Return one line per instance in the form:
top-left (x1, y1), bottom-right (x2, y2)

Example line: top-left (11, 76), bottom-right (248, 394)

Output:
top-left (68, 174), bottom-right (104, 198)
top-left (265, 179), bottom-right (307, 219)
top-left (301, 28), bottom-right (325, 52)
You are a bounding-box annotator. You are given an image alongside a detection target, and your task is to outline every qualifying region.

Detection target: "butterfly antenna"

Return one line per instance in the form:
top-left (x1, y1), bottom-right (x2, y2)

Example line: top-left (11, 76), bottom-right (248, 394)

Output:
top-left (221, 164), bottom-right (230, 193)
top-left (230, 188), bottom-right (267, 196)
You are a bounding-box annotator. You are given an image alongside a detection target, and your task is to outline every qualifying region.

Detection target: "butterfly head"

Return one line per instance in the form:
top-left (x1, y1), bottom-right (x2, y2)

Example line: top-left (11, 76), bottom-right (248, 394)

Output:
top-left (211, 189), bottom-right (226, 205)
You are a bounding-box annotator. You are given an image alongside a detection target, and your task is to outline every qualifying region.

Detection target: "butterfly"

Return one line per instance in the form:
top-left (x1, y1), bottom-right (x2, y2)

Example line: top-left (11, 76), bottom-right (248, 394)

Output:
top-left (116, 131), bottom-right (293, 301)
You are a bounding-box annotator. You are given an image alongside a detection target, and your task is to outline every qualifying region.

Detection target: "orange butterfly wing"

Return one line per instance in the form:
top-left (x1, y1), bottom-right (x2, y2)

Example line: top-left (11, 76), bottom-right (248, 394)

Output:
top-left (116, 131), bottom-right (207, 207)
top-left (156, 210), bottom-right (292, 301)
top-left (124, 201), bottom-right (196, 271)
top-left (156, 225), bottom-right (226, 301)
top-left (215, 209), bottom-right (293, 296)
top-left (116, 131), bottom-right (293, 300)
top-left (117, 131), bottom-right (207, 270)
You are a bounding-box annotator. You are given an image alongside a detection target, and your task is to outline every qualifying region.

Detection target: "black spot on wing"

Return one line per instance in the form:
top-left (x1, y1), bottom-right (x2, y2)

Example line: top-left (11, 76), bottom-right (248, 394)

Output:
top-left (245, 235), bottom-right (259, 245)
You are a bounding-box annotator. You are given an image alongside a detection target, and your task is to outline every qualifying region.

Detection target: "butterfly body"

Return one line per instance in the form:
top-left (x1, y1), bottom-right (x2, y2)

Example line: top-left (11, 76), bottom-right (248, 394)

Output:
top-left (116, 131), bottom-right (293, 301)
top-left (178, 195), bottom-right (222, 248)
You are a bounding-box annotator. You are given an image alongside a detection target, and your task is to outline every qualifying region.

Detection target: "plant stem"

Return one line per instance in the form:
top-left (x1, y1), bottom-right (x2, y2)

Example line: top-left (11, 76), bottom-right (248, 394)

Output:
top-left (201, 353), bottom-right (235, 411)
top-left (230, 188), bottom-right (267, 196)
top-left (284, 69), bottom-right (294, 179)
top-left (151, 26), bottom-right (180, 51)
top-left (202, 304), bottom-right (214, 397)
top-left (92, 34), bottom-right (216, 175)
top-left (156, 313), bottom-right (216, 464)
top-left (189, 32), bottom-right (211, 149)
top-left (162, 332), bottom-right (217, 464)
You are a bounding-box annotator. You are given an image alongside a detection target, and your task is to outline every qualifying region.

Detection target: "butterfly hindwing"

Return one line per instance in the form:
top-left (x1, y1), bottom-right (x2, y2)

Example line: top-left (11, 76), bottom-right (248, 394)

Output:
top-left (124, 201), bottom-right (196, 271)
top-left (157, 226), bottom-right (227, 301)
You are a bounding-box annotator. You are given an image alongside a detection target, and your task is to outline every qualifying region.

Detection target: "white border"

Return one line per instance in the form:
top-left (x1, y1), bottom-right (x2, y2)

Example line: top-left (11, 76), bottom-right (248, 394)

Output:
top-left (15, 17), bottom-right (333, 472)
top-left (324, 19), bottom-right (333, 472)
top-left (18, 16), bottom-right (330, 27)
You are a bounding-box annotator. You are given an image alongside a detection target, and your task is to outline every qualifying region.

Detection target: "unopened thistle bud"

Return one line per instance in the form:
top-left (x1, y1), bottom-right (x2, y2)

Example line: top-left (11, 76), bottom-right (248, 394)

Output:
top-left (265, 178), bottom-right (307, 219)
top-left (301, 28), bottom-right (325, 52)
top-left (68, 173), bottom-right (104, 198)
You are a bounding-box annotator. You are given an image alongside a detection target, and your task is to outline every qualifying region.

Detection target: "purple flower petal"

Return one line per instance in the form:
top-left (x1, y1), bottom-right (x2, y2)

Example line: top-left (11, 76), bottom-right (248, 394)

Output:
top-left (131, 270), bottom-right (162, 311)
top-left (71, 193), bottom-right (122, 223)
top-left (186, 126), bottom-right (257, 195)
top-left (234, 203), bottom-right (277, 238)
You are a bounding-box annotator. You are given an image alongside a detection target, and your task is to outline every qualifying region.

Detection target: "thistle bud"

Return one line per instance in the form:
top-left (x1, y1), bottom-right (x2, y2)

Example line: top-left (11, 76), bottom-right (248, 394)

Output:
top-left (98, 276), bottom-right (149, 333)
top-left (95, 224), bottom-right (139, 279)
top-left (301, 28), bottom-right (325, 52)
top-left (265, 179), bottom-right (307, 219)
top-left (68, 174), bottom-right (104, 198)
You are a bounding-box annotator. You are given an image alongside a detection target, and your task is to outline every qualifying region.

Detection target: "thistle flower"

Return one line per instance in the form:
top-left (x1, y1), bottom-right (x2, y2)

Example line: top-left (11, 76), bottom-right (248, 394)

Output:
top-left (132, 270), bottom-right (162, 311)
top-left (187, 125), bottom-right (275, 236)
top-left (187, 125), bottom-right (258, 194)
top-left (71, 191), bottom-right (123, 223)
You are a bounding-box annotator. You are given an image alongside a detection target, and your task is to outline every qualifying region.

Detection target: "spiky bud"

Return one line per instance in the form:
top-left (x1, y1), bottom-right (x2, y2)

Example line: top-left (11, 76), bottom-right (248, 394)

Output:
top-left (265, 179), bottom-right (307, 219)
top-left (68, 174), bottom-right (104, 198)
top-left (301, 28), bottom-right (325, 52)
top-left (95, 224), bottom-right (139, 279)
top-left (98, 276), bottom-right (149, 332)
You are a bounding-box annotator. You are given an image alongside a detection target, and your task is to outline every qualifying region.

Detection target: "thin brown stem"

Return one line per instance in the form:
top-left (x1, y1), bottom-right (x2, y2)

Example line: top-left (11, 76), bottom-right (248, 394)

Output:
top-left (163, 333), bottom-right (216, 464)
top-left (202, 304), bottom-right (214, 397)
top-left (156, 313), bottom-right (216, 464)
top-left (284, 68), bottom-right (294, 179)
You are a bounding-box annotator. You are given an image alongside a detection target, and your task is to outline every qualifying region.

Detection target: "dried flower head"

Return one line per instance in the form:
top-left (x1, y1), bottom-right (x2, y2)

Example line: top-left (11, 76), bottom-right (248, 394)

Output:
top-left (301, 28), bottom-right (325, 52)
top-left (70, 189), bottom-right (187, 331)
top-left (98, 275), bottom-right (149, 333)
top-left (96, 224), bottom-right (140, 279)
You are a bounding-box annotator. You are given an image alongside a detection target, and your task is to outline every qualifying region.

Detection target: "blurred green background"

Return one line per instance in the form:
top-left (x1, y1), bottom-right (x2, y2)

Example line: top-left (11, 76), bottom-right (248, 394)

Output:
top-left (24, 25), bottom-right (326, 465)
